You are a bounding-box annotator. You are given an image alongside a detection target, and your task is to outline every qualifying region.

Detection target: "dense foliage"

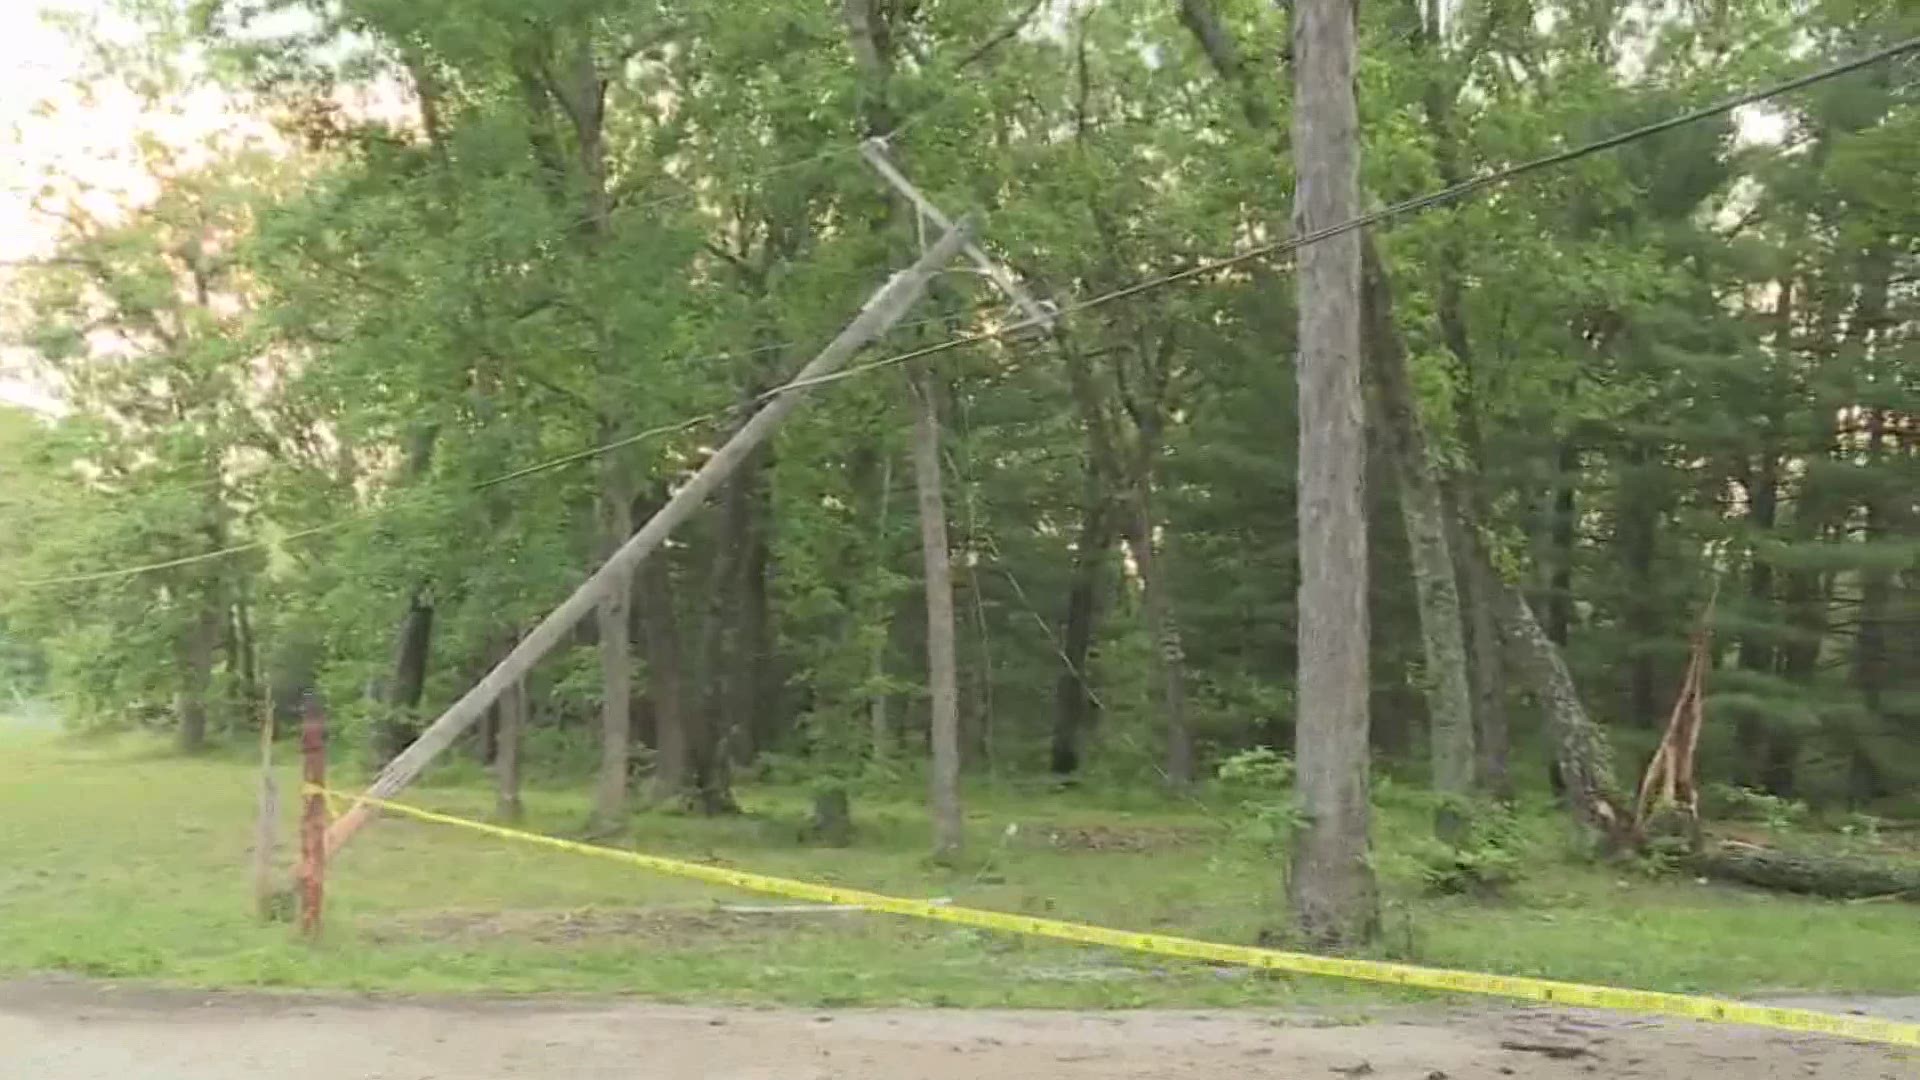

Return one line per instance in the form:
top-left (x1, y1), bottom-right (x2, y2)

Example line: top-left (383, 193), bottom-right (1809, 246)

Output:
top-left (1, 0), bottom-right (1913, 841)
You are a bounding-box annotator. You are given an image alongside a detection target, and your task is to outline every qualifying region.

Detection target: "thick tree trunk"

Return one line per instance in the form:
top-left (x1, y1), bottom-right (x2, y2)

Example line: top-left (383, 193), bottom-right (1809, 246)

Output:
top-left (1498, 586), bottom-right (1631, 849)
top-left (590, 460), bottom-right (636, 832)
top-left (1695, 842), bottom-right (1920, 901)
top-left (911, 368), bottom-right (965, 862)
top-left (1360, 237), bottom-right (1475, 836)
top-left (1287, 0), bottom-right (1377, 948)
top-left (494, 677), bottom-right (525, 823)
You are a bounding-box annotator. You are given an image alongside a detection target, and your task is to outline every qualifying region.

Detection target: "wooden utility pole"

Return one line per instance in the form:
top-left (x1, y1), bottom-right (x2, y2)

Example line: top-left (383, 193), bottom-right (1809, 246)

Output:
top-left (1288, 0), bottom-right (1379, 946)
top-left (324, 222), bottom-right (980, 857)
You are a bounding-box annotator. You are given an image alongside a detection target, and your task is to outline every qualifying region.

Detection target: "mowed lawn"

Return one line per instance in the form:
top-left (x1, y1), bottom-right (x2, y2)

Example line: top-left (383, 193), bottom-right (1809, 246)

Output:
top-left (2, 725), bottom-right (1916, 1006)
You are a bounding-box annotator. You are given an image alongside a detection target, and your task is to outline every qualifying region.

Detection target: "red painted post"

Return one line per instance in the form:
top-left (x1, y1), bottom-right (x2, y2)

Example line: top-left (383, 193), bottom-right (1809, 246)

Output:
top-left (299, 693), bottom-right (326, 939)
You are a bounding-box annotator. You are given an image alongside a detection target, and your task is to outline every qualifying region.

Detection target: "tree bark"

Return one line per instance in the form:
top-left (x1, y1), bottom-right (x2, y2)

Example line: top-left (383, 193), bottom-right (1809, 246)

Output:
top-left (1360, 237), bottom-right (1475, 837)
top-left (1287, 0), bottom-right (1377, 947)
top-left (911, 368), bottom-right (965, 863)
top-left (590, 457), bottom-right (636, 832)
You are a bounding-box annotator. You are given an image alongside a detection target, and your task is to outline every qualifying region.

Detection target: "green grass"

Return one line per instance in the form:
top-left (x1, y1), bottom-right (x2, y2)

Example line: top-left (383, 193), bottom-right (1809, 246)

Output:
top-left (2, 724), bottom-right (1916, 1007)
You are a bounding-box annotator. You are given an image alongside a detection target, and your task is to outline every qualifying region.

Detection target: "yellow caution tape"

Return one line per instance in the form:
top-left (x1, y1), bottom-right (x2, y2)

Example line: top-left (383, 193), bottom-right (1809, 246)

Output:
top-left (313, 785), bottom-right (1920, 1048)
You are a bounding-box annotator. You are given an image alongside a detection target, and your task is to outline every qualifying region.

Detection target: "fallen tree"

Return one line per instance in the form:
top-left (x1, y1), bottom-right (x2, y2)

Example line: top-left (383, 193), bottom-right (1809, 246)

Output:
top-left (1694, 841), bottom-right (1920, 901)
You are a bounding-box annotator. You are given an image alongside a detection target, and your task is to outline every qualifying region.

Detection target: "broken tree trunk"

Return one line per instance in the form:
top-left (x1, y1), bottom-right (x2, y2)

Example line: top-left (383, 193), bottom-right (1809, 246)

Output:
top-left (325, 222), bottom-right (979, 857)
top-left (1633, 590), bottom-right (1715, 843)
top-left (1497, 585), bottom-right (1632, 851)
top-left (1694, 842), bottom-right (1920, 901)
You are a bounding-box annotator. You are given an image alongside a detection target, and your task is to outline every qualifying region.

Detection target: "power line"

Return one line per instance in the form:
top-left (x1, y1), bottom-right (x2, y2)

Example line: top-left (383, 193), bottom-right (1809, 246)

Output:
top-left (14, 37), bottom-right (1914, 589)
top-left (784, 35), bottom-right (1920, 392)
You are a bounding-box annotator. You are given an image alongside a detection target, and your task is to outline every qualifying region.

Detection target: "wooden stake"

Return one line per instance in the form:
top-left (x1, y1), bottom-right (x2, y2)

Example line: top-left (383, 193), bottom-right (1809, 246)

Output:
top-left (298, 693), bottom-right (326, 939)
top-left (325, 220), bottom-right (979, 858)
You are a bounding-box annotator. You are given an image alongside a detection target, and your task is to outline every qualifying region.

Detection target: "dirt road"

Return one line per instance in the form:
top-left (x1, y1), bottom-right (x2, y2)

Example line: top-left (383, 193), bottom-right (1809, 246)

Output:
top-left (2, 978), bottom-right (1913, 1079)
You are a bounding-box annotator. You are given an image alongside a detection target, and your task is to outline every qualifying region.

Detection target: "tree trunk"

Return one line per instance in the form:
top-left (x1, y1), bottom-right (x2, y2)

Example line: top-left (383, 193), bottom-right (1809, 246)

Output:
top-left (375, 593), bottom-right (434, 761)
top-left (1417, 48), bottom-right (1509, 801)
top-left (494, 677), bottom-right (525, 823)
top-left (1453, 515), bottom-right (1510, 798)
top-left (371, 426), bottom-right (439, 765)
top-left (1052, 499), bottom-right (1109, 776)
top-left (869, 455), bottom-right (896, 761)
top-left (232, 577), bottom-right (260, 728)
top-left (590, 459), bottom-right (636, 833)
top-left (1287, 0), bottom-right (1377, 948)
top-left (1127, 475), bottom-right (1193, 790)
top-left (911, 368), bottom-right (964, 863)
top-left (730, 462), bottom-right (775, 765)
top-left (1851, 408), bottom-right (1892, 804)
top-left (636, 533), bottom-right (689, 804)
top-left (1497, 586), bottom-right (1630, 848)
top-left (1544, 440), bottom-right (1578, 646)
top-left (1360, 237), bottom-right (1475, 837)
top-left (1736, 451), bottom-right (1780, 788)
top-left (176, 596), bottom-right (219, 753)
top-left (1053, 333), bottom-right (1119, 777)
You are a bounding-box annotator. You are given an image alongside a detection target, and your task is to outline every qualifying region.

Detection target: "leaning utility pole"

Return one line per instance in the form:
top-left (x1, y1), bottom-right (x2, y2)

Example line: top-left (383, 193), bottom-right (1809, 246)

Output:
top-left (1288, 0), bottom-right (1379, 946)
top-left (325, 221), bottom-right (979, 856)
